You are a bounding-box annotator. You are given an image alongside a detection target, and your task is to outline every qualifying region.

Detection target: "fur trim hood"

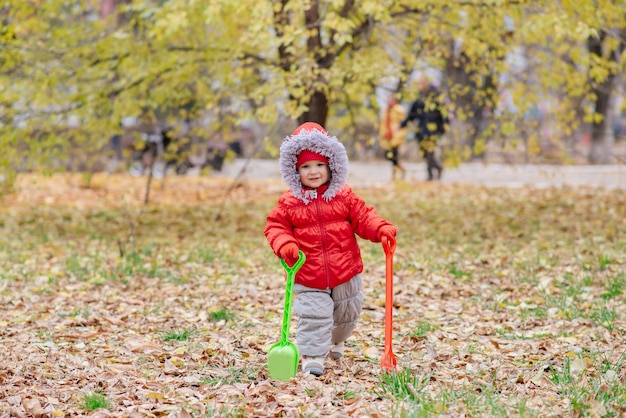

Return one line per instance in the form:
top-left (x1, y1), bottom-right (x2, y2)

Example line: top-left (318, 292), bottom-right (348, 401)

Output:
top-left (279, 122), bottom-right (349, 204)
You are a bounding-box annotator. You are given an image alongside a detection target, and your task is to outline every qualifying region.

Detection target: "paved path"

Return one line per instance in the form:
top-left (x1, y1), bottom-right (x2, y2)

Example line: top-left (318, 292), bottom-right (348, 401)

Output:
top-left (217, 159), bottom-right (626, 190)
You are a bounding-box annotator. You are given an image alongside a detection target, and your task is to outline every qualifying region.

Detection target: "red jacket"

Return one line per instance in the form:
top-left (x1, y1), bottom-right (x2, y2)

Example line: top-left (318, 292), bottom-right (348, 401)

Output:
top-left (265, 184), bottom-right (392, 289)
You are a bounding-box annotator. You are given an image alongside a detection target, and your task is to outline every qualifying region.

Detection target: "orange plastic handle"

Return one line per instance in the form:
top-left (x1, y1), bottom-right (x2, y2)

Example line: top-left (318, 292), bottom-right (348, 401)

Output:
top-left (382, 235), bottom-right (397, 256)
top-left (380, 236), bottom-right (398, 371)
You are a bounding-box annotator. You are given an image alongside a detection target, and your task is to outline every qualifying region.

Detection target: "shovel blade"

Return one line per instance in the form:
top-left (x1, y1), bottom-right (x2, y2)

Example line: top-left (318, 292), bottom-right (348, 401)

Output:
top-left (268, 342), bottom-right (300, 382)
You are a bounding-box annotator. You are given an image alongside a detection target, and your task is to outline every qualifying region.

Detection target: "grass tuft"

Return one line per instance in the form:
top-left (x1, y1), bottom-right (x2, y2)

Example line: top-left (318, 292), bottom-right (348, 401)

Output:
top-left (209, 308), bottom-right (234, 322)
top-left (375, 368), bottom-right (430, 402)
top-left (408, 321), bottom-right (437, 338)
top-left (82, 391), bottom-right (110, 411)
top-left (162, 329), bottom-right (192, 342)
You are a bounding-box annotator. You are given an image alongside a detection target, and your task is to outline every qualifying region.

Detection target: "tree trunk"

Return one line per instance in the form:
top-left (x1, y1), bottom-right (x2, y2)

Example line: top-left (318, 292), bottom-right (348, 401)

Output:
top-left (274, 0), bottom-right (330, 128)
top-left (298, 91), bottom-right (328, 126)
top-left (587, 30), bottom-right (622, 164)
top-left (444, 46), bottom-right (491, 160)
top-left (588, 74), bottom-right (617, 164)
top-left (444, 47), bottom-right (472, 154)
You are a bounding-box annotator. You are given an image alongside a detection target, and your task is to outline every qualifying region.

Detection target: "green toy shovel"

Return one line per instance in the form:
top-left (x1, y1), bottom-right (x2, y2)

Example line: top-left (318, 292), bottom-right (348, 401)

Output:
top-left (267, 251), bottom-right (306, 382)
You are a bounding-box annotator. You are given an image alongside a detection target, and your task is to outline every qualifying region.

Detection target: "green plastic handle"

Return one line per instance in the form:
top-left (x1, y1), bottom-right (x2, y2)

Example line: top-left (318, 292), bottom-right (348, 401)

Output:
top-left (279, 251), bottom-right (306, 344)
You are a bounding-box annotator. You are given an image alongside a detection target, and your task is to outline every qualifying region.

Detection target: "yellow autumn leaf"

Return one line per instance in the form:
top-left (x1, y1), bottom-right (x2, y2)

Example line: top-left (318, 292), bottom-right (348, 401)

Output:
top-left (146, 392), bottom-right (165, 400)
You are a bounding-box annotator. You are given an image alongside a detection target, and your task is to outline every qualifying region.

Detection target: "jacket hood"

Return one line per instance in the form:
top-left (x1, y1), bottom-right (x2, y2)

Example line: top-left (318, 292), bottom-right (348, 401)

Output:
top-left (279, 123), bottom-right (349, 204)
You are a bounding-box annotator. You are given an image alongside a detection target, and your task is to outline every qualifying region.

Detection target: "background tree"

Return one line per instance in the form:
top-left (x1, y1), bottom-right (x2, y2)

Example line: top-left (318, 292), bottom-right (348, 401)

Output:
top-left (587, 28), bottom-right (625, 164)
top-left (1, 0), bottom-right (625, 192)
top-left (506, 1), bottom-right (626, 164)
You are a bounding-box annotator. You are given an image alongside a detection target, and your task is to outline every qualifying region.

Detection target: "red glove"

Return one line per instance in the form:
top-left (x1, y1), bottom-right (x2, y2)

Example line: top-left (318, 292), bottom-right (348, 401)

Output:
top-left (378, 225), bottom-right (397, 242)
top-left (279, 243), bottom-right (300, 266)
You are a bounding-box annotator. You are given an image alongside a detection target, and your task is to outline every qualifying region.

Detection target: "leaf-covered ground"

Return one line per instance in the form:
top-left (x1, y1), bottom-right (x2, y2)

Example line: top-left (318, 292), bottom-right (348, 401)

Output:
top-left (1, 174), bottom-right (625, 417)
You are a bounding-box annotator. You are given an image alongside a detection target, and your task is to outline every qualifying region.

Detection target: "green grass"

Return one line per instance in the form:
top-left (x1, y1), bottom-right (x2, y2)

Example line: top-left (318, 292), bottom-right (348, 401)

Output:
top-left (448, 263), bottom-right (471, 279)
top-left (408, 321), bottom-right (437, 338)
top-left (376, 371), bottom-right (517, 417)
top-left (191, 247), bottom-right (220, 263)
top-left (1, 177), bottom-right (625, 417)
top-left (589, 305), bottom-right (620, 331)
top-left (375, 368), bottom-right (430, 403)
top-left (209, 308), bottom-right (234, 322)
top-left (598, 254), bottom-right (614, 270)
top-left (199, 367), bottom-right (259, 386)
top-left (543, 351), bottom-right (626, 417)
top-left (57, 307), bottom-right (90, 318)
top-left (601, 273), bottom-right (626, 300)
top-left (82, 391), bottom-right (110, 411)
top-left (162, 329), bottom-right (193, 342)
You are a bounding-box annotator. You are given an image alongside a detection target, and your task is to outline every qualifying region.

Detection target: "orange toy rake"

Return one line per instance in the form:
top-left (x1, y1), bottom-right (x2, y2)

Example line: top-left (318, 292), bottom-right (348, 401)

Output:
top-left (380, 236), bottom-right (398, 371)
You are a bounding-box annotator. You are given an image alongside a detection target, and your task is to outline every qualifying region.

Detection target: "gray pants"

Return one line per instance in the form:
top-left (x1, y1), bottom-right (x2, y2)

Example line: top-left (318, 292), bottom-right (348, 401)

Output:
top-left (292, 275), bottom-right (364, 357)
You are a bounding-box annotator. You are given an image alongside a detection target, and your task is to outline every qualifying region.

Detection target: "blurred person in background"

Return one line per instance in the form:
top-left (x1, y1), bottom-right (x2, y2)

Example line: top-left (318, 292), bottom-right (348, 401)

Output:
top-left (379, 95), bottom-right (408, 180)
top-left (401, 81), bottom-right (447, 181)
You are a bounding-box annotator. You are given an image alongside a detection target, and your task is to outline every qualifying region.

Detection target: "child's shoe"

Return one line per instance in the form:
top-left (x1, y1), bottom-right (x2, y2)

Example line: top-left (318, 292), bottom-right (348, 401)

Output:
top-left (301, 355), bottom-right (325, 376)
top-left (330, 342), bottom-right (344, 360)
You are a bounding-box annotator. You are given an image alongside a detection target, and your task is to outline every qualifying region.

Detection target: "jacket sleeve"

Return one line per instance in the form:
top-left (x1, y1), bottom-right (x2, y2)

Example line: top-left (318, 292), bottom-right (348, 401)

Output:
top-left (438, 107), bottom-right (449, 133)
top-left (400, 100), bottom-right (419, 128)
top-left (264, 203), bottom-right (298, 257)
top-left (393, 106), bottom-right (408, 141)
top-left (347, 190), bottom-right (394, 243)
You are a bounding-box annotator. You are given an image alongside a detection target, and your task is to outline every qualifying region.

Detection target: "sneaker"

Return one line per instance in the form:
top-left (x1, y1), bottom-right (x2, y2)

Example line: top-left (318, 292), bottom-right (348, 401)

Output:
top-left (301, 355), bottom-right (325, 376)
top-left (330, 342), bottom-right (344, 360)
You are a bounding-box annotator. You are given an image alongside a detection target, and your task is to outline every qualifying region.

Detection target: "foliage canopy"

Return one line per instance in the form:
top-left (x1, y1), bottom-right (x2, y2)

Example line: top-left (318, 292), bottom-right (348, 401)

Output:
top-left (1, 0), bottom-right (625, 185)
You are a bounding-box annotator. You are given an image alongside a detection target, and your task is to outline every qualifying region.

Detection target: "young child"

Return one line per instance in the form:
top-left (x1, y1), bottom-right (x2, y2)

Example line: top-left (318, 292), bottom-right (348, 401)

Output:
top-left (264, 122), bottom-right (397, 376)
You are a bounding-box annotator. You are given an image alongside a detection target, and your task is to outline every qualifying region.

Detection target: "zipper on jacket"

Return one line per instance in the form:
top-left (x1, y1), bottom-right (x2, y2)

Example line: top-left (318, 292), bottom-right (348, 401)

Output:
top-left (315, 196), bottom-right (331, 288)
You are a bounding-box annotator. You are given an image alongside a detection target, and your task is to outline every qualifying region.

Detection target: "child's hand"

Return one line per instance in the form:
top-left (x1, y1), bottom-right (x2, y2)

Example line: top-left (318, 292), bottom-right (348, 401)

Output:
top-left (378, 225), bottom-right (397, 241)
top-left (279, 243), bottom-right (300, 265)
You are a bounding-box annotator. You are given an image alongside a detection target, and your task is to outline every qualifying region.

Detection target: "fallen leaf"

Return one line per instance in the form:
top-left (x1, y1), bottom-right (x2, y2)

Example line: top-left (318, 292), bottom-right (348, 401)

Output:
top-left (146, 392), bottom-right (165, 400)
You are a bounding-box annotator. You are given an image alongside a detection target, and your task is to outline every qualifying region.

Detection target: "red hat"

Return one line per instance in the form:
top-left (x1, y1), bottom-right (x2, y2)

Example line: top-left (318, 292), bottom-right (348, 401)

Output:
top-left (296, 149), bottom-right (329, 168)
top-left (292, 122), bottom-right (329, 169)
top-left (292, 122), bottom-right (327, 136)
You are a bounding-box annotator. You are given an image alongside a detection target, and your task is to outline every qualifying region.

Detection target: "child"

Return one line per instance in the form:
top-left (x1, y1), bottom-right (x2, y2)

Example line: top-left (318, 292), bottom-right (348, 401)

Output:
top-left (264, 122), bottom-right (397, 376)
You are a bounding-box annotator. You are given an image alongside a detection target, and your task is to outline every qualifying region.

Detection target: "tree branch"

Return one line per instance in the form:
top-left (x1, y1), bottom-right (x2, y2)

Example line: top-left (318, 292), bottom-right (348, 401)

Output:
top-left (273, 0), bottom-right (294, 72)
